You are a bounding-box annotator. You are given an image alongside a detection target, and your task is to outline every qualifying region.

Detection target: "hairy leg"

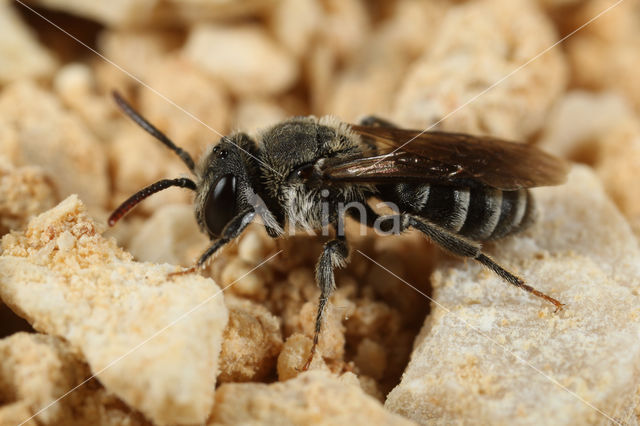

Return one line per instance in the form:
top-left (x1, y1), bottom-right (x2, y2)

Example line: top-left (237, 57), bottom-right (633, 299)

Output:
top-left (348, 204), bottom-right (563, 311)
top-left (170, 208), bottom-right (256, 276)
top-left (303, 236), bottom-right (349, 370)
top-left (407, 215), bottom-right (564, 311)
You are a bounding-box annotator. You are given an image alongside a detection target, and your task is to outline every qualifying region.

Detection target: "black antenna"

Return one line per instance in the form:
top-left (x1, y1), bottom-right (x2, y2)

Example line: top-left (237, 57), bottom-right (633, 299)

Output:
top-left (108, 178), bottom-right (197, 226)
top-left (112, 91), bottom-right (196, 173)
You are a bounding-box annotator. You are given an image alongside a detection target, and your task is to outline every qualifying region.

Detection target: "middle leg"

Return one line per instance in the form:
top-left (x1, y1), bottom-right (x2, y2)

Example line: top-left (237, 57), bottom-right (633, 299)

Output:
top-left (303, 235), bottom-right (349, 370)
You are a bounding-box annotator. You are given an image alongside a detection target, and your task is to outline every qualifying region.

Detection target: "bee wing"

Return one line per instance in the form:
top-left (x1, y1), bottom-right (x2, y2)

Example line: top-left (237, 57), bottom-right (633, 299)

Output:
top-left (318, 125), bottom-right (569, 190)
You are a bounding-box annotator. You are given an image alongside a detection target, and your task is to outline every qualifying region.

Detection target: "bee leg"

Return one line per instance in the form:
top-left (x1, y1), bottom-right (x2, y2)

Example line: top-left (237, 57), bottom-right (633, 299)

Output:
top-left (347, 205), bottom-right (563, 309)
top-left (358, 115), bottom-right (398, 128)
top-left (169, 208), bottom-right (256, 277)
top-left (407, 216), bottom-right (564, 311)
top-left (302, 236), bottom-right (349, 371)
top-left (474, 254), bottom-right (565, 312)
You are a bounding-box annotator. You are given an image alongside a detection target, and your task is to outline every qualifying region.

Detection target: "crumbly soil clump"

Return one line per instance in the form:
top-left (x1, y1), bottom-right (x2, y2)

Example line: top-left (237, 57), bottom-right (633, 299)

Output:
top-left (1, 0), bottom-right (640, 424)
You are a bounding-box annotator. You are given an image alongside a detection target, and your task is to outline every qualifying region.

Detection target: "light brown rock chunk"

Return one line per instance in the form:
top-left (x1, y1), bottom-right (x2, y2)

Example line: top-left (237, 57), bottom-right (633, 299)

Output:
top-left (0, 81), bottom-right (109, 210)
top-left (107, 57), bottom-right (229, 217)
top-left (30, 0), bottom-right (159, 27)
top-left (218, 296), bottom-right (283, 383)
top-left (95, 30), bottom-right (180, 92)
top-left (0, 333), bottom-right (88, 425)
top-left (538, 91), bottom-right (640, 238)
top-left (566, 0), bottom-right (640, 114)
top-left (127, 203), bottom-right (207, 266)
top-left (54, 63), bottom-right (121, 141)
top-left (0, 332), bottom-right (148, 426)
top-left (109, 127), bottom-right (192, 216)
top-left (317, 0), bottom-right (370, 62)
top-left (385, 166), bottom-right (640, 425)
top-left (0, 196), bottom-right (229, 425)
top-left (209, 371), bottom-right (417, 426)
top-left (0, 157), bottom-right (57, 236)
top-left (43, 0), bottom-right (274, 27)
top-left (268, 0), bottom-right (322, 58)
top-left (595, 118), bottom-right (640, 238)
top-left (537, 91), bottom-right (631, 159)
top-left (157, 0), bottom-right (278, 25)
top-left (394, 0), bottom-right (567, 140)
top-left (277, 333), bottom-right (329, 381)
top-left (537, 0), bottom-right (583, 8)
top-left (325, 1), bottom-right (449, 121)
top-left (138, 54), bottom-right (231, 156)
top-left (233, 99), bottom-right (288, 135)
top-left (184, 24), bottom-right (299, 97)
top-left (0, 2), bottom-right (57, 85)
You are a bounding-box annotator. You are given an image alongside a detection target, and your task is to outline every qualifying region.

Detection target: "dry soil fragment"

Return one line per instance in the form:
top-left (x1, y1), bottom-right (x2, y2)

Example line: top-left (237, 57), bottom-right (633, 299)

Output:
top-left (138, 54), bottom-right (230, 155)
top-left (537, 91), bottom-right (631, 159)
top-left (109, 126), bottom-right (191, 216)
top-left (0, 333), bottom-right (88, 425)
top-left (538, 91), bottom-right (640, 237)
top-left (184, 24), bottom-right (298, 97)
top-left (54, 63), bottom-right (120, 141)
top-left (0, 2), bottom-right (57, 85)
top-left (234, 98), bottom-right (288, 134)
top-left (594, 118), bottom-right (640, 238)
top-left (0, 332), bottom-right (147, 426)
top-left (95, 30), bottom-right (180, 93)
top-left (325, 1), bottom-right (448, 121)
top-left (318, 0), bottom-right (370, 62)
top-left (385, 166), bottom-right (640, 425)
top-left (0, 81), bottom-right (109, 210)
top-left (209, 371), bottom-right (417, 426)
top-left (537, 0), bottom-right (584, 8)
top-left (394, 0), bottom-right (567, 140)
top-left (0, 195), bottom-right (228, 426)
top-left (269, 0), bottom-right (322, 58)
top-left (159, 0), bottom-right (278, 24)
top-left (127, 203), bottom-right (207, 266)
top-left (277, 333), bottom-right (329, 381)
top-left (566, 0), bottom-right (640, 113)
top-left (0, 157), bottom-right (57, 236)
top-left (31, 0), bottom-right (159, 27)
top-left (218, 296), bottom-right (283, 382)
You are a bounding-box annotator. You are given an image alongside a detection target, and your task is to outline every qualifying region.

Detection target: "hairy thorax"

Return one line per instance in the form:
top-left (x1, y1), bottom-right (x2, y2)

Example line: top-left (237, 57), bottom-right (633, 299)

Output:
top-left (281, 184), bottom-right (372, 233)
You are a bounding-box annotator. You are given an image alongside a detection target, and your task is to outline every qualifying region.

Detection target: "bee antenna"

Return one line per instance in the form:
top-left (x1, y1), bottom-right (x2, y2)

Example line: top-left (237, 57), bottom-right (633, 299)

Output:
top-left (112, 91), bottom-right (196, 173)
top-left (108, 178), bottom-right (197, 226)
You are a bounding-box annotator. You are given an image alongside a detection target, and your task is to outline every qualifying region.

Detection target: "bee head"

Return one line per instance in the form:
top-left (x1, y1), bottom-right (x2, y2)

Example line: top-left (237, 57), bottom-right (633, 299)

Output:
top-left (195, 133), bottom-right (259, 239)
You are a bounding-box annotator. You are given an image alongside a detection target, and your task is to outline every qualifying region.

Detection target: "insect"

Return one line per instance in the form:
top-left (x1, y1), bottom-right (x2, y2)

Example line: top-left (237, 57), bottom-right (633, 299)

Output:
top-left (109, 92), bottom-right (569, 369)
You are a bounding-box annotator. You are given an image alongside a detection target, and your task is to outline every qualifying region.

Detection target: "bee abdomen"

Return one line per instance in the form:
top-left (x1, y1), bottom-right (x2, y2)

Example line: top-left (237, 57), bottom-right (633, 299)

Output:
top-left (457, 187), bottom-right (534, 241)
top-left (385, 184), bottom-right (534, 241)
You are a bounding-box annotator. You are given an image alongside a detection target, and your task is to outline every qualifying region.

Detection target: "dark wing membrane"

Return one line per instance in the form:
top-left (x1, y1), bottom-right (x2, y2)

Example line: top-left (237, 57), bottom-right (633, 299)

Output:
top-left (320, 125), bottom-right (569, 190)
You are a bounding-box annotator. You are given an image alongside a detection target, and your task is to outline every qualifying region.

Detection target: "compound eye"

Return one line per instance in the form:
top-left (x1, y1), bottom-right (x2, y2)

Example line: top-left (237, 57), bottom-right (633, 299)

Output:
top-left (204, 174), bottom-right (237, 237)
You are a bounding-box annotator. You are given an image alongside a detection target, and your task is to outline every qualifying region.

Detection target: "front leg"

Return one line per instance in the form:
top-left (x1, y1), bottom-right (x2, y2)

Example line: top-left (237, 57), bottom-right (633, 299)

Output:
top-left (171, 208), bottom-right (256, 276)
top-left (303, 235), bottom-right (349, 370)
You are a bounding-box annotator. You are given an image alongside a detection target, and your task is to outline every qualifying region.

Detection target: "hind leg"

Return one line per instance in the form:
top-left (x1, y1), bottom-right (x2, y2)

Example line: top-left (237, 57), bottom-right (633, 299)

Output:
top-left (348, 205), bottom-right (564, 311)
top-left (406, 215), bottom-right (564, 311)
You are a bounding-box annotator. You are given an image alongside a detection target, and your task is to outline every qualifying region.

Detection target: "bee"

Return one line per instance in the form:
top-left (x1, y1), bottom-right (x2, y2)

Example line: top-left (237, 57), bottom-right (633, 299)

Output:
top-left (109, 92), bottom-right (569, 369)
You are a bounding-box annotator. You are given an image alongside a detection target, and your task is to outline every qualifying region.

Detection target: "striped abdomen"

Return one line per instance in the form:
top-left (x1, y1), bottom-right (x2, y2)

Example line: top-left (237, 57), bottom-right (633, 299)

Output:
top-left (380, 183), bottom-right (535, 241)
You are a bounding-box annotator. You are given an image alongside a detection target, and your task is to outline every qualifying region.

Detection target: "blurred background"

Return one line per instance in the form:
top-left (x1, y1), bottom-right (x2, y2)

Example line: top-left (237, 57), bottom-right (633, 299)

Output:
top-left (1, 0), bottom-right (639, 231)
top-left (1, 0), bottom-right (640, 416)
